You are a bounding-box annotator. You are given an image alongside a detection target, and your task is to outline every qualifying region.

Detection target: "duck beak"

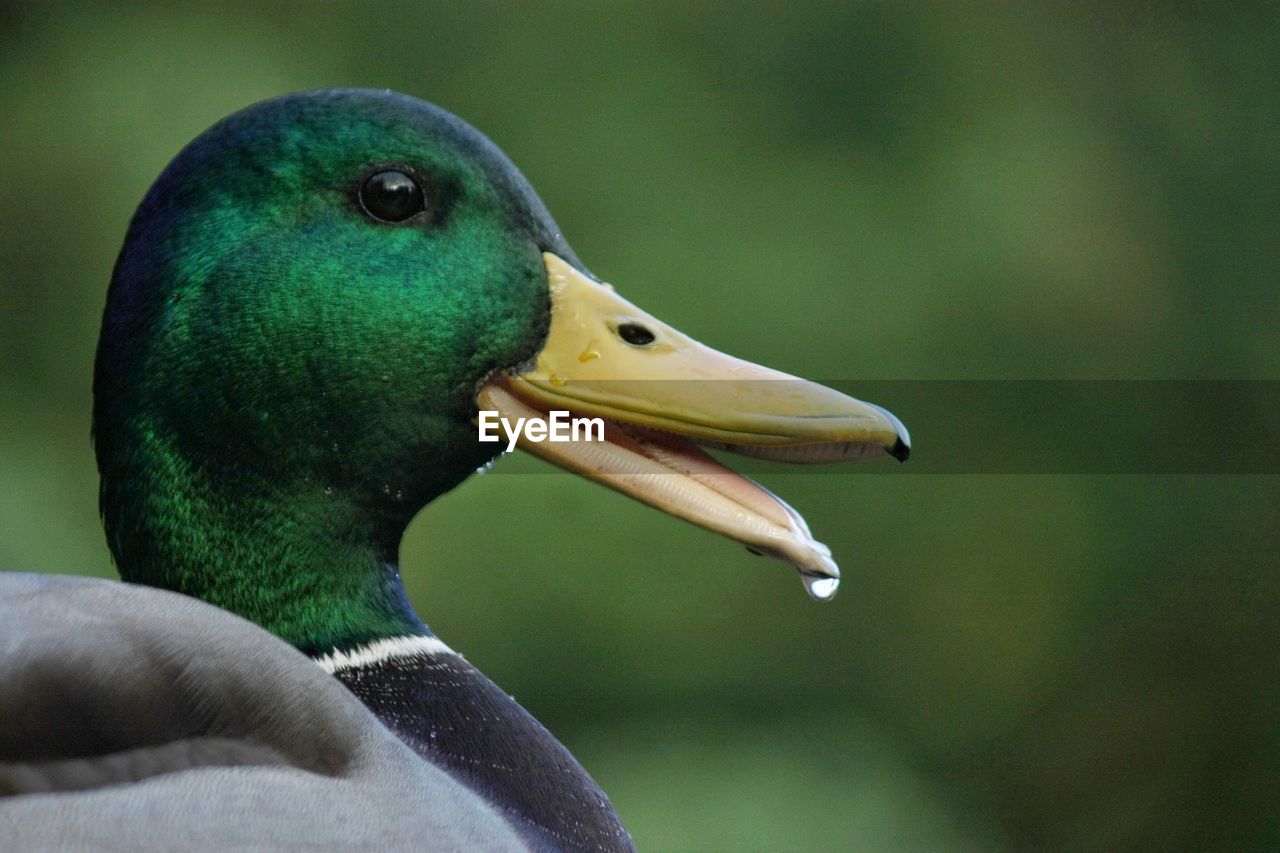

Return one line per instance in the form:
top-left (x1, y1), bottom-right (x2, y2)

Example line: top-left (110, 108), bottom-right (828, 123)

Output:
top-left (476, 252), bottom-right (909, 600)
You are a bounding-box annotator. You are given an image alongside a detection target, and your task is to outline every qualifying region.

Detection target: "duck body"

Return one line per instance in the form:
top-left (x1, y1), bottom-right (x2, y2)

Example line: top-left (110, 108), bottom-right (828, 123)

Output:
top-left (0, 574), bottom-right (529, 851)
top-left (2, 89), bottom-right (908, 849)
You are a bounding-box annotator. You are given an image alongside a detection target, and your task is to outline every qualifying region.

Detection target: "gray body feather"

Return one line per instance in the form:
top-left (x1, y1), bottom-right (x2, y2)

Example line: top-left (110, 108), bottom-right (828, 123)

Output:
top-left (0, 573), bottom-right (528, 851)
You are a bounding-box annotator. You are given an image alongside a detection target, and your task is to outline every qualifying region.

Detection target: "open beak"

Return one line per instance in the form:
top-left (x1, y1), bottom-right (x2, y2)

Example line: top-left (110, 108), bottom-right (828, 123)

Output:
top-left (476, 253), bottom-right (909, 601)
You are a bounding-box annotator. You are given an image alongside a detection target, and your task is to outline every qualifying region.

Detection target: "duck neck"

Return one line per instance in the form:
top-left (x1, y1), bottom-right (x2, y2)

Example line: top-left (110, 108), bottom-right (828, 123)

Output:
top-left (97, 426), bottom-right (444, 656)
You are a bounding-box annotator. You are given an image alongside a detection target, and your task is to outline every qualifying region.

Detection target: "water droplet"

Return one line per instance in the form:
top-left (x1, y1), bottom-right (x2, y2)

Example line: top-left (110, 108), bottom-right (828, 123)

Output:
top-left (323, 487), bottom-right (333, 496)
top-left (801, 574), bottom-right (839, 601)
top-left (381, 484), bottom-right (391, 495)
top-left (549, 373), bottom-right (567, 387)
top-left (578, 340), bottom-right (602, 362)
top-left (394, 489), bottom-right (404, 501)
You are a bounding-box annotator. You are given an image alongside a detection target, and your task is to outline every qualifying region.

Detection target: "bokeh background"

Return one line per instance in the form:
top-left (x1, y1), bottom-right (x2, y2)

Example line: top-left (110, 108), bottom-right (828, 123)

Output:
top-left (2, 4), bottom-right (1277, 849)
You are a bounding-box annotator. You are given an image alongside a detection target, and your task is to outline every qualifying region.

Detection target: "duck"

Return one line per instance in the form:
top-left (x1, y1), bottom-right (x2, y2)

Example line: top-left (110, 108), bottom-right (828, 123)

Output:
top-left (0, 89), bottom-right (909, 850)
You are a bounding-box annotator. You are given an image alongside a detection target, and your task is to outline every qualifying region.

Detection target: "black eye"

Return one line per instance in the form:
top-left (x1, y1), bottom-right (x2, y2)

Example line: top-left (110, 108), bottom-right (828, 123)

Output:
top-left (359, 170), bottom-right (425, 222)
top-left (617, 322), bottom-right (656, 346)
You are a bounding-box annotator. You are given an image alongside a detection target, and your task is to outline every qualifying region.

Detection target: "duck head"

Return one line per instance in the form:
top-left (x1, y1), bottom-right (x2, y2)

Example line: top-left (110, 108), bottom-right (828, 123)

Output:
top-left (94, 89), bottom-right (908, 654)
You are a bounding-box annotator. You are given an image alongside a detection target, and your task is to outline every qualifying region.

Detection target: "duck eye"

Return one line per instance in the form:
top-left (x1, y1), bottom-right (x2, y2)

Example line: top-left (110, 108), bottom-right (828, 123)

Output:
top-left (359, 170), bottom-right (425, 223)
top-left (617, 322), bottom-right (656, 347)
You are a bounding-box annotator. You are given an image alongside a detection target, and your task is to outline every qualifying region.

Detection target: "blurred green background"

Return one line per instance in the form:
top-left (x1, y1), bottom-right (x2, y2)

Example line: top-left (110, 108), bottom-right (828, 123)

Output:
top-left (2, 3), bottom-right (1277, 850)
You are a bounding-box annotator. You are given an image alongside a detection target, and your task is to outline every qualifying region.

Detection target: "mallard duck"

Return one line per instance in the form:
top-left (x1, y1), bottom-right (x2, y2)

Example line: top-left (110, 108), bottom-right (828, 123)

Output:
top-left (0, 89), bottom-right (908, 850)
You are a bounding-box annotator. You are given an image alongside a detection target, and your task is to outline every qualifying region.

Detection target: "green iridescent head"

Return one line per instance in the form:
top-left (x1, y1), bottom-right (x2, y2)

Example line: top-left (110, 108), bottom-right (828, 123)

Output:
top-left (95, 90), bottom-right (575, 651)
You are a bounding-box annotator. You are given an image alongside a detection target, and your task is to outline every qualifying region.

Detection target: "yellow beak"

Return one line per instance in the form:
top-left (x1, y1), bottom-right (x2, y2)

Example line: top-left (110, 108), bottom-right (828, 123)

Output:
top-left (477, 253), bottom-right (909, 600)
